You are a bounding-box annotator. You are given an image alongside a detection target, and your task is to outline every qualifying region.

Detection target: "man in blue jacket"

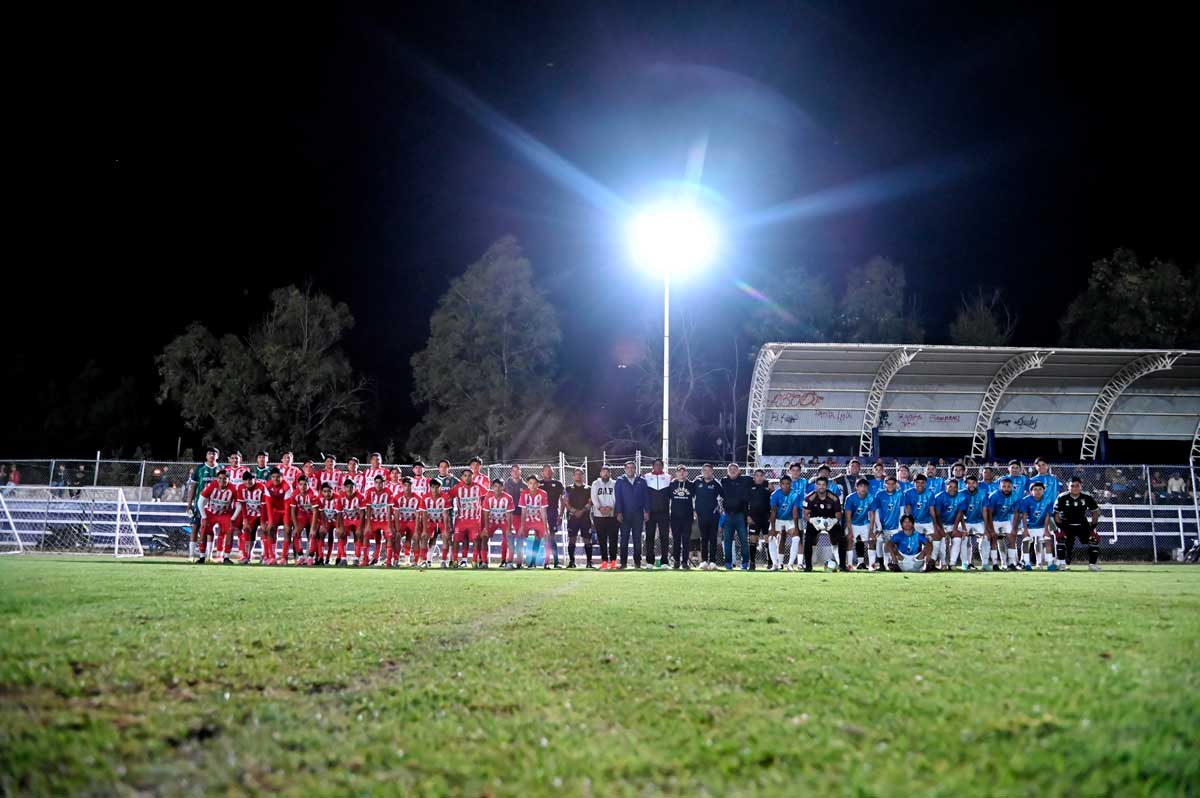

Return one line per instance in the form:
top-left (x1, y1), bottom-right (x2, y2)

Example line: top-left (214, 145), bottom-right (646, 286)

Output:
top-left (615, 461), bottom-right (649, 569)
top-left (719, 463), bottom-right (753, 570)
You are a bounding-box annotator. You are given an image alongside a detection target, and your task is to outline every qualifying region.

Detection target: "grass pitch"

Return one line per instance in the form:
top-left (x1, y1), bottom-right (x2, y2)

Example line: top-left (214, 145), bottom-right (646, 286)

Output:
top-left (1, 560), bottom-right (1197, 797)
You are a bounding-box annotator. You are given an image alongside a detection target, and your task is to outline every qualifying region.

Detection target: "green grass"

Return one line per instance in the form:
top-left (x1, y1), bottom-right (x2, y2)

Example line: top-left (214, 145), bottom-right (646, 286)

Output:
top-left (1, 560), bottom-right (1198, 797)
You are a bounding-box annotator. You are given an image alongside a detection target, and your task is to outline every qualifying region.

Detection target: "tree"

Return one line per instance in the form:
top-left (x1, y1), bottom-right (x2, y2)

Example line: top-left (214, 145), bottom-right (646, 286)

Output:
top-left (157, 285), bottom-right (367, 455)
top-left (948, 287), bottom-right (1017, 346)
top-left (739, 263), bottom-right (836, 349)
top-left (837, 257), bottom-right (925, 343)
top-left (407, 236), bottom-right (562, 462)
top-left (1059, 248), bottom-right (1200, 348)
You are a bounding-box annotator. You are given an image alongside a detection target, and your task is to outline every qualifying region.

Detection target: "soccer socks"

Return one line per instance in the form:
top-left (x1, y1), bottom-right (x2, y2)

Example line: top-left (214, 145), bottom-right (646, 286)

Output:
top-left (767, 536), bottom-right (780, 567)
top-left (950, 538), bottom-right (963, 567)
top-left (1088, 544), bottom-right (1099, 565)
top-left (337, 538), bottom-right (347, 560)
top-left (979, 537), bottom-right (991, 566)
top-left (866, 545), bottom-right (877, 568)
top-left (932, 539), bottom-right (944, 563)
top-left (787, 536), bottom-right (801, 566)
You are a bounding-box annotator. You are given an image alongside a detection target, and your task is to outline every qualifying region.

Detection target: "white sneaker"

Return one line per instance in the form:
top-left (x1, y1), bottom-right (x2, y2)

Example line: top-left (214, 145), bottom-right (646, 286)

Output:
top-left (1088, 563), bottom-right (1101, 572)
top-left (699, 561), bottom-right (708, 571)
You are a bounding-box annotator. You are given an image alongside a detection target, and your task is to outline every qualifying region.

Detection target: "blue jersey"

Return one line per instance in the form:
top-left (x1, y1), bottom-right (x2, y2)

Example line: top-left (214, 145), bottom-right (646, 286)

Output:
top-left (868, 478), bottom-right (887, 498)
top-left (872, 489), bottom-right (905, 531)
top-left (1002, 473), bottom-right (1029, 496)
top-left (960, 488), bottom-right (988, 524)
top-left (807, 483), bottom-right (842, 498)
top-left (891, 530), bottom-right (928, 557)
top-left (1029, 473), bottom-right (1059, 499)
top-left (986, 489), bottom-right (1022, 523)
top-left (844, 492), bottom-right (873, 526)
top-left (903, 487), bottom-right (935, 524)
top-left (770, 488), bottom-right (799, 520)
top-left (923, 476), bottom-right (945, 496)
top-left (1019, 493), bottom-right (1055, 529)
top-left (788, 479), bottom-right (809, 504)
top-left (933, 490), bottom-right (963, 527)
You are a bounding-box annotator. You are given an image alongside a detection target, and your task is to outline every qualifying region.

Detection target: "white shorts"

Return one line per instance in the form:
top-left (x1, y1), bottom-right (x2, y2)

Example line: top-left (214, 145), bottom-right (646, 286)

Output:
top-left (994, 521), bottom-right (1013, 536)
top-left (773, 520), bottom-right (795, 533)
top-left (849, 523), bottom-right (870, 540)
top-left (966, 522), bottom-right (986, 536)
top-left (915, 522), bottom-right (934, 537)
top-left (899, 554), bottom-right (925, 573)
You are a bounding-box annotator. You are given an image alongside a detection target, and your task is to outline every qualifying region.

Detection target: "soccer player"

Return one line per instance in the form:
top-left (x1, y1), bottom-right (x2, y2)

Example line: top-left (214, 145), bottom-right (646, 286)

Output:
top-left (424, 480), bottom-right (454, 567)
top-left (198, 469), bottom-right (238, 565)
top-left (812, 464), bottom-right (842, 496)
top-left (364, 453), bottom-right (387, 485)
top-left (834, 458), bottom-right (862, 497)
top-left (436, 460), bottom-right (460, 492)
top-left (408, 461), bottom-right (430, 496)
top-left (803, 476), bottom-right (844, 571)
top-left (1019, 480), bottom-right (1055, 569)
top-left (980, 466), bottom-right (999, 496)
top-left (365, 475), bottom-right (394, 566)
top-left (668, 466), bottom-right (694, 570)
top-left (318, 456), bottom-right (342, 496)
top-left (185, 447), bottom-right (221, 562)
top-left (952, 475), bottom-right (989, 570)
top-left (783, 466), bottom-right (810, 570)
top-left (236, 470), bottom-right (267, 564)
top-left (482, 479), bottom-right (515, 568)
top-left (843, 478), bottom-right (874, 570)
top-left (767, 474), bottom-right (800, 571)
top-left (314, 483), bottom-right (343, 565)
top-left (869, 476), bottom-right (905, 571)
top-left (868, 462), bottom-right (888, 499)
top-left (468, 457), bottom-right (489, 491)
top-left (748, 469), bottom-right (773, 570)
top-left (924, 462), bottom-right (945, 496)
top-left (984, 476), bottom-right (1024, 570)
top-left (1032, 458), bottom-right (1060, 499)
top-left (300, 460), bottom-right (317, 485)
top-left (251, 451), bottom-right (272, 482)
top-left (591, 466), bottom-right (618, 570)
top-left (341, 478), bottom-right (366, 566)
top-left (453, 469), bottom-right (488, 568)
top-left (226, 451), bottom-right (248, 484)
top-left (692, 464), bottom-right (723, 570)
top-left (886, 515), bottom-right (933, 572)
top-left (277, 451), bottom-right (302, 487)
top-left (931, 476), bottom-right (963, 570)
top-left (263, 468), bottom-right (295, 564)
top-left (564, 468), bottom-right (593, 568)
top-left (345, 457), bottom-right (367, 495)
top-left (615, 462), bottom-right (649, 570)
top-left (539, 464), bottom-right (566, 568)
top-left (392, 478), bottom-right (424, 568)
top-left (288, 475), bottom-right (319, 565)
top-left (896, 464), bottom-right (912, 491)
top-left (643, 459), bottom-right (672, 569)
top-left (1005, 460), bottom-right (1029, 497)
top-left (1054, 476), bottom-right (1102, 571)
top-left (903, 473), bottom-right (936, 552)
top-left (519, 474), bottom-right (550, 569)
top-left (949, 461), bottom-right (967, 492)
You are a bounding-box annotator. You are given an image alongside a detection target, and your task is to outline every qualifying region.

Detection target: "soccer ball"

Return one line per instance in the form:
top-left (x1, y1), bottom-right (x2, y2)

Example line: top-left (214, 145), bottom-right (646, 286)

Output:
top-left (825, 559), bottom-right (839, 572)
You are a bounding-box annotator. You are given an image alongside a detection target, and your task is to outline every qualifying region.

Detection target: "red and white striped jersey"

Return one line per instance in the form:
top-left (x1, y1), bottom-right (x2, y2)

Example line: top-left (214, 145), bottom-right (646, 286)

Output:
top-left (238, 483), bottom-right (267, 518)
top-left (277, 464), bottom-right (302, 486)
top-left (365, 486), bottom-right (393, 522)
top-left (453, 482), bottom-right (486, 521)
top-left (201, 482), bottom-right (237, 516)
top-left (290, 487), bottom-right (318, 517)
top-left (341, 492), bottom-right (364, 522)
top-left (363, 466), bottom-right (388, 484)
top-left (226, 464), bottom-right (249, 484)
top-left (468, 469), bottom-right (490, 490)
top-left (393, 493), bottom-right (425, 524)
top-left (316, 494), bottom-right (343, 523)
top-left (482, 492), bottom-right (514, 525)
top-left (345, 469), bottom-right (368, 494)
top-left (424, 494), bottom-right (452, 525)
top-left (317, 469), bottom-right (343, 493)
top-left (409, 474), bottom-right (431, 496)
top-left (519, 488), bottom-right (549, 526)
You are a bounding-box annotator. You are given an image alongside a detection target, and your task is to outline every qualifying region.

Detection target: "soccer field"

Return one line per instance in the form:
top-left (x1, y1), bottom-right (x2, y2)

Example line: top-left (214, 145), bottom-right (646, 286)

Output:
top-left (1, 561), bottom-right (1197, 797)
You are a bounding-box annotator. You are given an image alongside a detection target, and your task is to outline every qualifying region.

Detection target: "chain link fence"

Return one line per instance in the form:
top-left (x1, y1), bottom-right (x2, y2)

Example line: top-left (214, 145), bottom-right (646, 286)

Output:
top-left (1, 456), bottom-right (1196, 563)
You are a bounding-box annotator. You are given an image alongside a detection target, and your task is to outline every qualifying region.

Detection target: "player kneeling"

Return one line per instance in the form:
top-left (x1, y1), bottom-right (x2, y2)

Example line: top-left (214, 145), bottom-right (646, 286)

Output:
top-left (237, 471), bottom-right (268, 564)
top-left (885, 515), bottom-right (933, 572)
top-left (1019, 481), bottom-right (1056, 570)
top-left (482, 479), bottom-right (515, 568)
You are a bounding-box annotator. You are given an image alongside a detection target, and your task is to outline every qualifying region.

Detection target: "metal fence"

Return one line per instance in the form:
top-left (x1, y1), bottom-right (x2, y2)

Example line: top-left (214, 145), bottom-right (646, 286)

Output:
top-left (0, 456), bottom-right (1196, 563)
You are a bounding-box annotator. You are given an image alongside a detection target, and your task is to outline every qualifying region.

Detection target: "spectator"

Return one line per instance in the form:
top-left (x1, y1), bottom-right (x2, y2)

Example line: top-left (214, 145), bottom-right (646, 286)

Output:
top-left (1, 464), bottom-right (18, 496)
top-left (1110, 469), bottom-right (1130, 502)
top-left (503, 466), bottom-right (525, 515)
top-left (0, 464), bottom-right (8, 487)
top-left (51, 464), bottom-right (68, 497)
top-left (164, 480), bottom-right (183, 502)
top-left (938, 458), bottom-right (947, 467)
top-left (151, 468), bottom-right (169, 501)
top-left (1151, 471), bottom-right (1166, 496)
top-left (614, 462), bottom-right (648, 569)
top-left (1167, 473), bottom-right (1187, 499)
top-left (719, 463), bottom-right (753, 570)
top-left (69, 465), bottom-right (86, 498)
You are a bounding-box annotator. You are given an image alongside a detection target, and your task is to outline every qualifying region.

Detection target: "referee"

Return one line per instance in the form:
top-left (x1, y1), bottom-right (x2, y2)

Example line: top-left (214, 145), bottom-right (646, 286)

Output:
top-left (1053, 476), bottom-right (1102, 571)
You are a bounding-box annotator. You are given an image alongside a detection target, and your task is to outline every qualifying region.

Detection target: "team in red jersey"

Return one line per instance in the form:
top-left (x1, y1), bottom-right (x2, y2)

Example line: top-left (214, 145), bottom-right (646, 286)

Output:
top-left (422, 482), bottom-right (452, 568)
top-left (261, 470), bottom-right (293, 564)
top-left (519, 475), bottom-right (551, 569)
top-left (391, 480), bottom-right (425, 567)
top-left (340, 480), bottom-right (366, 566)
top-left (236, 473), bottom-right (268, 564)
top-left (199, 471), bottom-right (239, 562)
top-left (314, 484), bottom-right (343, 565)
top-left (226, 452), bottom-right (249, 485)
top-left (289, 475), bottom-right (319, 564)
top-left (449, 470), bottom-right (488, 567)
top-left (482, 479), bottom-right (515, 567)
top-left (277, 452), bottom-right (302, 488)
top-left (365, 476), bottom-right (394, 566)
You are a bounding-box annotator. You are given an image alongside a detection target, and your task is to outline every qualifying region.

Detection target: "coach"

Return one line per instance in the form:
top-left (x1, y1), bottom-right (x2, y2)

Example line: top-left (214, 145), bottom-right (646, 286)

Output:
top-left (615, 462), bottom-right (648, 569)
top-left (644, 458), bottom-right (672, 569)
top-left (693, 464), bottom-right (723, 570)
top-left (719, 463), bottom-right (753, 570)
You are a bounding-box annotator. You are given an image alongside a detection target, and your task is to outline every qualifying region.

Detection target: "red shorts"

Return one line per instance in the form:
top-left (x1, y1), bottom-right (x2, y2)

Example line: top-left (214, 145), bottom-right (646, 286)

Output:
top-left (294, 512), bottom-right (313, 530)
top-left (454, 520), bottom-right (481, 543)
top-left (241, 515), bottom-right (263, 532)
top-left (201, 515), bottom-right (235, 535)
top-left (522, 521), bottom-right (547, 536)
top-left (396, 522), bottom-right (416, 538)
top-left (343, 522), bottom-right (360, 536)
top-left (426, 522), bottom-right (445, 539)
top-left (369, 520), bottom-right (390, 533)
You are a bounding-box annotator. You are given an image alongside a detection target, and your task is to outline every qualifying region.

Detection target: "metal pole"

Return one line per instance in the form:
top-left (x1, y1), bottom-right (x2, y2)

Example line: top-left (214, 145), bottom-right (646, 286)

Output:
top-left (93, 451), bottom-right (100, 486)
top-left (1145, 465), bottom-right (1156, 563)
top-left (661, 276), bottom-right (670, 468)
top-left (1191, 457), bottom-right (1200, 555)
top-left (134, 461), bottom-right (146, 533)
top-left (48, 459), bottom-right (56, 488)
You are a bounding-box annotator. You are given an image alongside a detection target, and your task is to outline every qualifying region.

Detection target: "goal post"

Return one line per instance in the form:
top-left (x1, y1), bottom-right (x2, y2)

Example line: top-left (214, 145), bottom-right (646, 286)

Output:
top-left (0, 486), bottom-right (144, 558)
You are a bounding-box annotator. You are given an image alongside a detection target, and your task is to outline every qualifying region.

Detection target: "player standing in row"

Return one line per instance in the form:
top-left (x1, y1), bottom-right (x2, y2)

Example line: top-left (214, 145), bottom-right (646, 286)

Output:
top-left (424, 480), bottom-right (453, 567)
top-left (668, 466), bottom-right (694, 570)
top-left (313, 483), bottom-right (342, 565)
top-left (392, 478), bottom-right (423, 568)
top-left (766, 475), bottom-right (799, 571)
top-left (186, 448), bottom-right (221, 562)
top-left (277, 452), bottom-right (302, 487)
top-left (197, 469), bottom-right (238, 564)
top-left (366, 475), bottom-right (394, 566)
top-left (341, 479), bottom-right (366, 566)
top-left (903, 474), bottom-right (936, 570)
top-left (984, 476), bottom-right (1024, 570)
top-left (1054, 477), bottom-right (1102, 571)
top-left (454, 470), bottom-right (489, 568)
top-left (564, 468), bottom-right (593, 568)
top-left (1019, 480), bottom-right (1055, 569)
top-left (783, 464), bottom-right (809, 569)
top-left (482, 479), bottom-right (514, 567)
top-left (870, 476), bottom-right (905, 571)
top-left (843, 478), bottom-right (873, 571)
top-left (538, 465), bottom-right (566, 568)
top-left (290, 475), bottom-right (318, 564)
top-left (591, 466), bottom-right (619, 570)
top-left (235, 470), bottom-right (267, 564)
top-left (952, 475), bottom-right (989, 570)
top-left (226, 451), bottom-right (248, 484)
top-left (748, 469), bottom-right (773, 571)
top-left (802, 476), bottom-right (844, 571)
top-left (931, 477), bottom-right (963, 569)
top-left (519, 474), bottom-right (550, 568)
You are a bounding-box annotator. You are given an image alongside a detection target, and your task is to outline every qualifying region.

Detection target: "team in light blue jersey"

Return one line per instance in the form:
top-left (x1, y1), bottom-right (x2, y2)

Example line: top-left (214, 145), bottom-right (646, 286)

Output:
top-left (903, 478), bottom-right (936, 525)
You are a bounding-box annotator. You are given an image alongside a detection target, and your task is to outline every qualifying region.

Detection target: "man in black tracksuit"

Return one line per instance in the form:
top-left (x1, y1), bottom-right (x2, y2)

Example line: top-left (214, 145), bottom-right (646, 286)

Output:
top-left (668, 466), bottom-right (694, 570)
top-left (1053, 476), bottom-right (1102, 570)
top-left (747, 469), bottom-right (773, 570)
top-left (643, 459), bottom-right (672, 569)
top-left (692, 463), bottom-right (724, 569)
top-left (564, 468), bottom-right (593, 568)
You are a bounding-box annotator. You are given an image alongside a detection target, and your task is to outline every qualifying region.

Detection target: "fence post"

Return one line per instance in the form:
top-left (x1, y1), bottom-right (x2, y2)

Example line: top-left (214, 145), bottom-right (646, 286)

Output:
top-left (635, 450), bottom-right (642, 474)
top-left (48, 459), bottom-right (55, 487)
top-left (93, 451), bottom-right (101, 486)
top-left (1145, 465), bottom-right (1156, 563)
top-left (134, 461), bottom-right (146, 532)
top-left (1190, 458), bottom-right (1200, 554)
top-left (558, 451), bottom-right (566, 486)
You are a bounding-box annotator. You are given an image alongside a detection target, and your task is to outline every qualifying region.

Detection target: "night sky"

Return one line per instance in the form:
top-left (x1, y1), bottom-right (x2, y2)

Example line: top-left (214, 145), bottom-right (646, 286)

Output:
top-left (7, 2), bottom-right (1197, 457)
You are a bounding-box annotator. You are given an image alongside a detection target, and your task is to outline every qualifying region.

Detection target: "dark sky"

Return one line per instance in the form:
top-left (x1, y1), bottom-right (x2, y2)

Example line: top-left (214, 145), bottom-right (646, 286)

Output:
top-left (7, 2), bottom-right (1197, 457)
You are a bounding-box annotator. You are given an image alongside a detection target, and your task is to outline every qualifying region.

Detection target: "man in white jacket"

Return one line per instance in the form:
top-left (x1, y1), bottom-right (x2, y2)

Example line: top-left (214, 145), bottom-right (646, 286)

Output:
top-left (590, 466), bottom-right (619, 570)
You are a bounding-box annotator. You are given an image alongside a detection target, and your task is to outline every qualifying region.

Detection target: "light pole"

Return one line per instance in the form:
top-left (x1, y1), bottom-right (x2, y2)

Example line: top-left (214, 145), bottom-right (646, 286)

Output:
top-left (627, 200), bottom-right (719, 468)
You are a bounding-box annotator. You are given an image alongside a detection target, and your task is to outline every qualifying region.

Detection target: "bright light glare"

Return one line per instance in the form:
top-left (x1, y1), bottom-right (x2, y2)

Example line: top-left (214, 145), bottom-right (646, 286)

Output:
top-left (627, 202), bottom-right (720, 277)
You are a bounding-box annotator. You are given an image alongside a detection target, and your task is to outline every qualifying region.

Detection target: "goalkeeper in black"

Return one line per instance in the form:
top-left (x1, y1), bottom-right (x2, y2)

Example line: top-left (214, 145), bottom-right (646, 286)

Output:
top-left (802, 476), bottom-right (845, 572)
top-left (1053, 476), bottom-right (1102, 571)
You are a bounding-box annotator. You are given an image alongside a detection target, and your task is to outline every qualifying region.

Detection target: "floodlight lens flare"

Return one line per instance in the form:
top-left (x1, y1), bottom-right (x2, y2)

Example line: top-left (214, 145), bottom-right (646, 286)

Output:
top-left (627, 203), bottom-right (719, 276)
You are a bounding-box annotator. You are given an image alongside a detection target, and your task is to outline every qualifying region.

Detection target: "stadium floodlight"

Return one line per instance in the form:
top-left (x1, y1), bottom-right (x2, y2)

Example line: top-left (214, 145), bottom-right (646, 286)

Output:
top-left (626, 199), bottom-right (722, 467)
